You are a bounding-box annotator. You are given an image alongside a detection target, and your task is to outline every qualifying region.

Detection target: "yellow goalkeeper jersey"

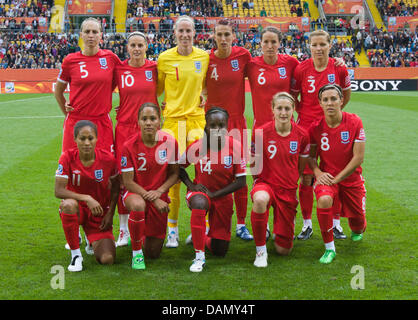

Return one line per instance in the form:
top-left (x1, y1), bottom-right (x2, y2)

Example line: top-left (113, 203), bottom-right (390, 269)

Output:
top-left (157, 46), bottom-right (209, 118)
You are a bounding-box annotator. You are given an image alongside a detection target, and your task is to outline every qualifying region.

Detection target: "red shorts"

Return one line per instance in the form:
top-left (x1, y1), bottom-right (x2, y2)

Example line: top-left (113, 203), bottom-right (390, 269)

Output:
top-left (186, 191), bottom-right (234, 241)
top-left (251, 182), bottom-right (298, 249)
top-left (314, 182), bottom-right (366, 218)
top-left (78, 204), bottom-right (115, 244)
top-left (62, 113), bottom-right (114, 154)
top-left (122, 191), bottom-right (170, 239)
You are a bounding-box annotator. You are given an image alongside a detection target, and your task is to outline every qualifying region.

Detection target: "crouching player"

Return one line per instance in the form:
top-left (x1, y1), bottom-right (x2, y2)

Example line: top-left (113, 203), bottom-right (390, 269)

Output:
top-left (180, 107), bottom-right (247, 272)
top-left (309, 84), bottom-right (367, 264)
top-left (250, 92), bottom-right (310, 267)
top-left (121, 103), bottom-right (179, 270)
top-left (55, 120), bottom-right (119, 272)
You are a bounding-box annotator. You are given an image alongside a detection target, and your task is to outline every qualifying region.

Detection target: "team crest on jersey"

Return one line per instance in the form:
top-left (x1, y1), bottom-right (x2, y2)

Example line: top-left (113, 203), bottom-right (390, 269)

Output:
top-left (158, 149), bottom-right (167, 162)
top-left (121, 156), bottom-right (127, 168)
top-left (195, 61), bottom-right (202, 73)
top-left (145, 70), bottom-right (153, 81)
top-left (278, 67), bottom-right (287, 79)
top-left (341, 131), bottom-right (350, 144)
top-left (231, 59), bottom-right (239, 71)
top-left (328, 74), bottom-right (336, 83)
top-left (224, 156), bottom-right (233, 169)
top-left (99, 58), bottom-right (108, 70)
top-left (289, 141), bottom-right (298, 154)
top-left (95, 169), bottom-right (104, 182)
top-left (56, 164), bottom-right (63, 175)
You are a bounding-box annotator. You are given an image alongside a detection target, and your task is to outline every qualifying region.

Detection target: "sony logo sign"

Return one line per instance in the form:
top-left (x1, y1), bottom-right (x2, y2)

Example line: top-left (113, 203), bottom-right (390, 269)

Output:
top-left (351, 80), bottom-right (403, 91)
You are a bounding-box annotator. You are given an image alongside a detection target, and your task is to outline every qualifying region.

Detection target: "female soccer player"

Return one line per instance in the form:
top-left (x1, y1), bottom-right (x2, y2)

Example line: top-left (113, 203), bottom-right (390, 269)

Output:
top-left (121, 103), bottom-right (179, 269)
top-left (250, 93), bottom-right (310, 268)
top-left (180, 107), bottom-right (247, 272)
top-left (157, 15), bottom-right (210, 248)
top-left (55, 120), bottom-right (119, 272)
top-left (308, 84), bottom-right (366, 264)
top-left (114, 32), bottom-right (159, 247)
top-left (291, 29), bottom-right (352, 241)
top-left (205, 19), bottom-right (253, 241)
top-left (54, 17), bottom-right (121, 154)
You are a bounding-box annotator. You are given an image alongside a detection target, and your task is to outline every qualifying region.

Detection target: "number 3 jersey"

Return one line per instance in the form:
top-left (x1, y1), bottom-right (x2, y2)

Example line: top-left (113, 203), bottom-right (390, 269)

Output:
top-left (55, 148), bottom-right (119, 208)
top-left (309, 112), bottom-right (366, 187)
top-left (181, 136), bottom-right (247, 193)
top-left (120, 131), bottom-right (179, 191)
top-left (253, 121), bottom-right (310, 190)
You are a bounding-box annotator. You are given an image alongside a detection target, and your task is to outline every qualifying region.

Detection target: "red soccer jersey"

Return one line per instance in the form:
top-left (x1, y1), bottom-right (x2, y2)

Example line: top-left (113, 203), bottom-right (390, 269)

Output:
top-left (115, 59), bottom-right (158, 125)
top-left (56, 148), bottom-right (118, 208)
top-left (57, 49), bottom-right (121, 117)
top-left (247, 54), bottom-right (299, 128)
top-left (181, 136), bottom-right (247, 193)
top-left (120, 131), bottom-right (179, 191)
top-left (253, 121), bottom-right (310, 190)
top-left (309, 112), bottom-right (366, 187)
top-left (205, 46), bottom-right (251, 119)
top-left (291, 58), bottom-right (351, 126)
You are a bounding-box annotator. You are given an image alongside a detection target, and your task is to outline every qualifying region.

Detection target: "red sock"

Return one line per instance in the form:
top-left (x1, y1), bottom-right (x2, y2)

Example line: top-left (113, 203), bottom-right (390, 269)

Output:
top-left (349, 217), bottom-right (367, 234)
top-left (299, 183), bottom-right (313, 220)
top-left (128, 211), bottom-right (145, 251)
top-left (191, 209), bottom-right (207, 252)
top-left (317, 208), bottom-right (334, 243)
top-left (251, 209), bottom-right (268, 247)
top-left (60, 212), bottom-right (79, 250)
top-left (205, 236), bottom-right (212, 253)
top-left (234, 185), bottom-right (248, 225)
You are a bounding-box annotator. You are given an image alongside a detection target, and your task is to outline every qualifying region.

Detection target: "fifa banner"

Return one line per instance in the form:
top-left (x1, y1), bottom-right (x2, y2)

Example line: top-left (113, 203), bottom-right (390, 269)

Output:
top-left (321, 0), bottom-right (363, 14)
top-left (68, 0), bottom-right (112, 15)
top-left (0, 68), bottom-right (417, 94)
top-left (387, 16), bottom-right (418, 32)
top-left (0, 17), bottom-right (48, 32)
top-left (134, 17), bottom-right (311, 32)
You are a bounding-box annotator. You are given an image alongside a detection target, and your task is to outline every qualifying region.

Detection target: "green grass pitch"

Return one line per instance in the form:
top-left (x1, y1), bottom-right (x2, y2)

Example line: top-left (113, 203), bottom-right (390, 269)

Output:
top-left (0, 91), bottom-right (416, 300)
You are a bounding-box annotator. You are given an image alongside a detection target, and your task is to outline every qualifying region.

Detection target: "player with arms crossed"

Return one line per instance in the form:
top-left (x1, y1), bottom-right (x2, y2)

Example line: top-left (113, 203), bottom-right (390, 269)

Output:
top-left (291, 29), bottom-right (352, 240)
top-left (308, 84), bottom-right (366, 264)
top-left (157, 16), bottom-right (210, 248)
top-left (180, 107), bottom-right (247, 272)
top-left (250, 93), bottom-right (310, 267)
top-left (55, 120), bottom-right (119, 272)
top-left (121, 103), bottom-right (179, 270)
top-left (205, 19), bottom-right (253, 240)
top-left (114, 32), bottom-right (159, 247)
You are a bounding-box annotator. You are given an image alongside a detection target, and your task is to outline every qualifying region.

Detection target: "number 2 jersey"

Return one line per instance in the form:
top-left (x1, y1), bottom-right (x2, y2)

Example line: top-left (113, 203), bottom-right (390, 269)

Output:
top-left (309, 112), bottom-right (366, 187)
top-left (55, 148), bottom-right (119, 208)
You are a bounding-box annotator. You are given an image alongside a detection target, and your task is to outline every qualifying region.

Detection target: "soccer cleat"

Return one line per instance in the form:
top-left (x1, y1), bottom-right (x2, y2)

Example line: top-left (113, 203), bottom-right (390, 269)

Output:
top-left (253, 251), bottom-right (268, 268)
top-left (116, 229), bottom-right (130, 247)
top-left (185, 234), bottom-right (193, 245)
top-left (319, 249), bottom-right (336, 264)
top-left (165, 230), bottom-right (179, 248)
top-left (236, 225), bottom-right (254, 241)
top-left (84, 236), bottom-right (94, 255)
top-left (64, 233), bottom-right (82, 250)
top-left (333, 226), bottom-right (347, 239)
top-left (189, 258), bottom-right (205, 272)
top-left (351, 231), bottom-right (363, 242)
top-left (132, 254), bottom-right (146, 270)
top-left (297, 226), bottom-right (313, 240)
top-left (68, 255), bottom-right (83, 272)
top-left (266, 228), bottom-right (271, 241)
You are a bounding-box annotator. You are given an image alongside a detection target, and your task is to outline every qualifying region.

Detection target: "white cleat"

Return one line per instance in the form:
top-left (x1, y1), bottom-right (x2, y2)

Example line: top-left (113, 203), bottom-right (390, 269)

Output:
top-left (84, 236), bottom-right (94, 255)
top-left (254, 251), bottom-right (268, 268)
top-left (165, 230), bottom-right (179, 248)
top-left (190, 259), bottom-right (205, 272)
top-left (116, 229), bottom-right (130, 247)
top-left (185, 234), bottom-right (193, 245)
top-left (68, 255), bottom-right (83, 272)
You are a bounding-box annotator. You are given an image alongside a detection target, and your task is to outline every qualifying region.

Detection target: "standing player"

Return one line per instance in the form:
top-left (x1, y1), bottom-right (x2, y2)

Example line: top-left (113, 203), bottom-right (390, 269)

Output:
top-left (205, 19), bottom-right (253, 240)
top-left (54, 17), bottom-right (120, 154)
top-left (250, 93), bottom-right (310, 267)
top-left (247, 26), bottom-right (300, 130)
top-left (291, 29), bottom-right (352, 240)
top-left (121, 103), bottom-right (179, 269)
top-left (157, 16), bottom-right (210, 248)
top-left (179, 107), bottom-right (247, 272)
top-left (114, 32), bottom-right (159, 247)
top-left (55, 120), bottom-right (119, 272)
top-left (308, 84), bottom-right (366, 264)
